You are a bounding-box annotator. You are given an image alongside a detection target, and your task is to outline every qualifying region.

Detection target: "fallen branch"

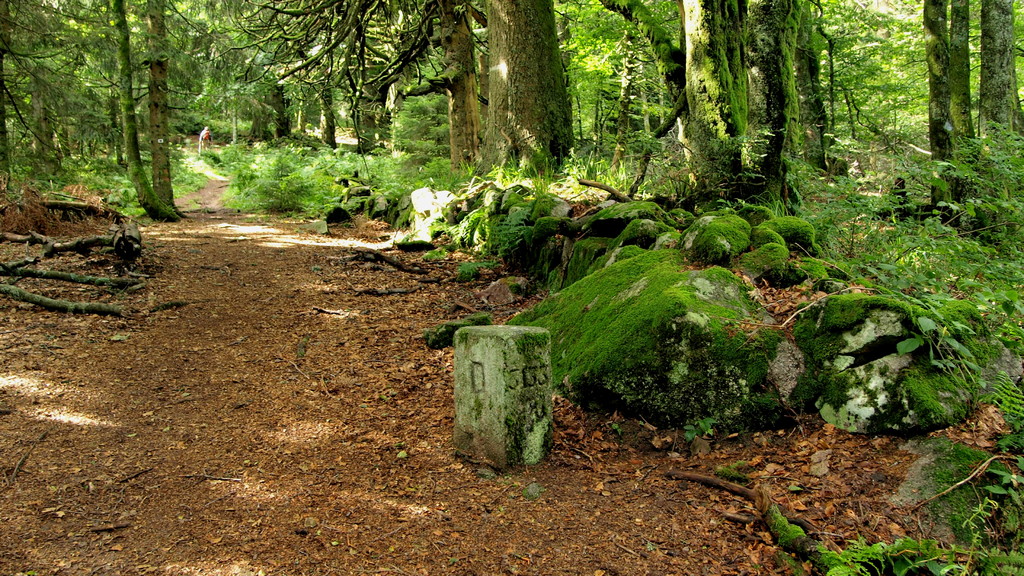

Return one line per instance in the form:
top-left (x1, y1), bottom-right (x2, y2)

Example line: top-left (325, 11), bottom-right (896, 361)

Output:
top-left (40, 199), bottom-right (119, 219)
top-left (4, 267), bottom-right (143, 289)
top-left (910, 455), bottom-right (1009, 511)
top-left (0, 283), bottom-right (123, 316)
top-left (112, 220), bottom-right (142, 261)
top-left (578, 178), bottom-right (633, 203)
top-left (312, 306), bottom-right (354, 316)
top-left (336, 247), bottom-right (427, 275)
top-left (7, 431), bottom-right (49, 486)
top-left (0, 231), bottom-right (49, 245)
top-left (665, 469), bottom-right (816, 532)
top-left (355, 286), bottom-right (420, 296)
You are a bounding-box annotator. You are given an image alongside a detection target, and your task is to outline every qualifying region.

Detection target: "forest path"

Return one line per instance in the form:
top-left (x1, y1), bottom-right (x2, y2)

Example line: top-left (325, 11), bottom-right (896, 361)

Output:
top-left (1, 205), bottom-right (925, 575)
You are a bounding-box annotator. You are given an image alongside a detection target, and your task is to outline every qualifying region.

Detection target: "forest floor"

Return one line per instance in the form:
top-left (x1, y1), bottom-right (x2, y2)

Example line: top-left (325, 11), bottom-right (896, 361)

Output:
top-left (0, 180), bottom-right (1009, 575)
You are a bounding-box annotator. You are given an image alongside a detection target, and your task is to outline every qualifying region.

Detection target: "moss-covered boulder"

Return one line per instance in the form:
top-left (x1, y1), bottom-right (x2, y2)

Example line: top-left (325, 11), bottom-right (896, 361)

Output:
top-left (760, 216), bottom-right (818, 255)
top-left (738, 243), bottom-right (793, 284)
top-left (682, 214), bottom-right (752, 265)
top-left (408, 187), bottom-right (456, 242)
top-left (792, 294), bottom-right (980, 433)
top-left (531, 216), bottom-right (570, 244)
top-left (510, 250), bottom-right (784, 430)
top-left (750, 225), bottom-right (787, 249)
top-left (423, 312), bottom-right (493, 349)
top-left (737, 205), bottom-right (775, 227)
top-left (584, 201), bottom-right (674, 238)
top-left (611, 219), bottom-right (676, 250)
top-left (562, 237), bottom-right (613, 288)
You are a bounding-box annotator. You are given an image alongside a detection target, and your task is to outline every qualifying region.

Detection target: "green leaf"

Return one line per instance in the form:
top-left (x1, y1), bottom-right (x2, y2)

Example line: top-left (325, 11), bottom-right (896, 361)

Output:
top-left (897, 337), bottom-right (923, 356)
top-left (916, 317), bottom-right (938, 332)
top-left (984, 485), bottom-right (1008, 495)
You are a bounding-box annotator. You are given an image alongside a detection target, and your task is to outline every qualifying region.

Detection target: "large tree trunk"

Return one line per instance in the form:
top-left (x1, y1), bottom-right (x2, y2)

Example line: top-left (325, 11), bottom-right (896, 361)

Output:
top-left (30, 74), bottom-right (60, 177)
top-left (482, 0), bottom-right (574, 171)
top-left (978, 0), bottom-right (1014, 133)
top-left (681, 0), bottom-right (748, 200)
top-left (925, 0), bottom-right (954, 206)
top-left (949, 0), bottom-right (973, 139)
top-left (147, 0), bottom-right (179, 216)
top-left (113, 0), bottom-right (178, 221)
top-left (270, 82), bottom-right (291, 138)
top-left (747, 0), bottom-right (798, 204)
top-left (0, 0), bottom-right (11, 178)
top-left (440, 0), bottom-right (481, 169)
top-left (795, 0), bottom-right (828, 170)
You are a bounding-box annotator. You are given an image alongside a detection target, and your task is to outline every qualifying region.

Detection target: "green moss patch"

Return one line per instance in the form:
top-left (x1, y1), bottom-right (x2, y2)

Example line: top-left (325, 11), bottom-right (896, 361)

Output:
top-left (761, 216), bottom-right (819, 255)
top-left (510, 250), bottom-right (783, 430)
top-left (682, 214), bottom-right (753, 265)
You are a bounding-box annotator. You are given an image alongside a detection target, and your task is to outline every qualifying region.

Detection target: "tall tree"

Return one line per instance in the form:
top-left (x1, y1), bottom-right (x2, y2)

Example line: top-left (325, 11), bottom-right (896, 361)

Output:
top-left (925, 0), bottom-right (953, 206)
top-left (439, 0), bottom-right (480, 168)
top-left (0, 0), bottom-right (9, 178)
top-left (147, 0), bottom-right (179, 214)
top-left (482, 0), bottom-right (574, 170)
top-left (113, 0), bottom-right (178, 221)
top-left (978, 0), bottom-right (1014, 133)
top-left (948, 0), bottom-right (973, 138)
top-left (795, 0), bottom-right (829, 170)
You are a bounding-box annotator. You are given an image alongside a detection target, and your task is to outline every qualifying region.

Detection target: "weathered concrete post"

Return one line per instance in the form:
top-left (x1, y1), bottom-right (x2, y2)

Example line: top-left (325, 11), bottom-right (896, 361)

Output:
top-left (453, 326), bottom-right (553, 469)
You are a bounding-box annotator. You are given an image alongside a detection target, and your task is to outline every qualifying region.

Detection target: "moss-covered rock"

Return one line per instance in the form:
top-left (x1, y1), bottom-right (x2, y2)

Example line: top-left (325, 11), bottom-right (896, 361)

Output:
top-left (531, 216), bottom-right (570, 245)
top-left (738, 243), bottom-right (792, 284)
top-left (682, 214), bottom-right (752, 265)
top-left (612, 219), bottom-right (676, 250)
top-left (562, 237), bottom-right (613, 288)
top-left (792, 294), bottom-right (977, 433)
top-left (509, 250), bottom-right (784, 430)
top-left (530, 193), bottom-right (572, 220)
top-left (589, 245), bottom-right (648, 273)
top-left (761, 216), bottom-right (819, 255)
top-left (668, 208), bottom-right (696, 229)
top-left (750, 225), bottom-right (787, 248)
top-left (585, 201), bottom-right (674, 238)
top-left (737, 205), bottom-right (775, 227)
top-left (423, 312), bottom-right (493, 349)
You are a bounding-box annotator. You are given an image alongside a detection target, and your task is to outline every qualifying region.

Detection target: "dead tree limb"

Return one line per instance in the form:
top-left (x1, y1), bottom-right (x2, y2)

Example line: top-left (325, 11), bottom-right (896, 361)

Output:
top-left (1, 231), bottom-right (49, 244)
top-left (355, 286), bottom-right (420, 296)
top-left (0, 283), bottom-right (123, 316)
top-left (40, 200), bottom-right (119, 219)
top-left (3, 268), bottom-right (143, 289)
top-left (334, 247), bottom-right (427, 274)
top-left (42, 235), bottom-right (114, 257)
top-left (112, 221), bottom-right (142, 261)
top-left (0, 257), bottom-right (39, 273)
top-left (578, 179), bottom-right (633, 203)
top-left (665, 469), bottom-right (816, 532)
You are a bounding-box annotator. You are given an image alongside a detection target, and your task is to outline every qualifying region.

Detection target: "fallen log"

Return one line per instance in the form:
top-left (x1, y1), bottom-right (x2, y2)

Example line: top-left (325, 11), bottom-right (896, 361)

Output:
top-left (0, 231), bottom-right (49, 245)
top-left (355, 286), bottom-right (420, 296)
top-left (0, 283), bottom-right (123, 316)
top-left (42, 234), bottom-right (113, 257)
top-left (112, 220), bottom-right (142, 261)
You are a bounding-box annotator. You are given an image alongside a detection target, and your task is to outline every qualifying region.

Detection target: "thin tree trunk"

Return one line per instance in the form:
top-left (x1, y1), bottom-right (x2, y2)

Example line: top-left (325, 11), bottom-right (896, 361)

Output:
top-left (0, 0), bottom-right (11, 177)
top-left (321, 87), bottom-right (337, 149)
top-left (271, 82), bottom-right (290, 138)
top-left (610, 33), bottom-right (636, 172)
top-left (113, 0), bottom-right (178, 221)
top-left (925, 0), bottom-right (954, 206)
top-left (795, 0), bottom-right (828, 170)
top-left (147, 0), bottom-right (179, 216)
top-left (979, 0), bottom-right (1014, 133)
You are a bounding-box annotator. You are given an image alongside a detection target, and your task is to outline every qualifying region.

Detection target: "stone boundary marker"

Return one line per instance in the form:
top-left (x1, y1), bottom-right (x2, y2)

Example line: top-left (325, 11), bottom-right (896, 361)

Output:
top-left (453, 326), bottom-right (553, 469)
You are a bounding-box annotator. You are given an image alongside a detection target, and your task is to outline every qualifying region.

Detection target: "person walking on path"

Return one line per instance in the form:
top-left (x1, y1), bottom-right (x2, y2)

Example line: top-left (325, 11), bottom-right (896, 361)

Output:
top-left (198, 126), bottom-right (211, 153)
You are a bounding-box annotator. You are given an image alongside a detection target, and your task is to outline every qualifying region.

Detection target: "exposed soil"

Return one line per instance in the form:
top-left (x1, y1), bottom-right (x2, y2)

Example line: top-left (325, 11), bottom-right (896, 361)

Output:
top-left (0, 182), bottom-right (994, 575)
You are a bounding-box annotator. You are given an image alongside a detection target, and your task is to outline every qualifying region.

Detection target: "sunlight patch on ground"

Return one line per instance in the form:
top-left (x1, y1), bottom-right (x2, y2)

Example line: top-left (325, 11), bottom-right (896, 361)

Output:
top-left (182, 156), bottom-right (229, 182)
top-left (34, 409), bottom-right (117, 428)
top-left (0, 373), bottom-right (61, 396)
top-left (160, 561), bottom-right (267, 576)
top-left (0, 373), bottom-right (119, 427)
top-left (265, 420), bottom-right (335, 444)
top-left (148, 221), bottom-right (397, 250)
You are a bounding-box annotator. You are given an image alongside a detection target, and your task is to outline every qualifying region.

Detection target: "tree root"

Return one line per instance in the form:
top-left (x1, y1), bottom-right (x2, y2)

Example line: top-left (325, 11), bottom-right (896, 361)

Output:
top-left (0, 284), bottom-right (124, 316)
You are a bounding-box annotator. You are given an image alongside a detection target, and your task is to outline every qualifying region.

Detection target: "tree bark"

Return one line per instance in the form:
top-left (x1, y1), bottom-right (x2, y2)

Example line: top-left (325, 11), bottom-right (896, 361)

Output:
top-left (321, 87), bottom-right (337, 149)
top-left (979, 0), bottom-right (1014, 133)
top-left (147, 0), bottom-right (179, 216)
top-left (795, 0), bottom-right (828, 170)
top-left (610, 33), bottom-right (636, 171)
top-left (949, 0), bottom-right (973, 139)
top-left (440, 0), bottom-right (481, 169)
top-left (0, 0), bottom-right (11, 177)
top-left (925, 0), bottom-right (954, 206)
top-left (482, 0), bottom-right (574, 171)
top-left (747, 0), bottom-right (799, 204)
top-left (681, 0), bottom-right (748, 200)
top-left (270, 82), bottom-right (291, 138)
top-left (113, 0), bottom-right (178, 221)
top-left (0, 284), bottom-right (123, 316)
top-left (31, 75), bottom-right (60, 177)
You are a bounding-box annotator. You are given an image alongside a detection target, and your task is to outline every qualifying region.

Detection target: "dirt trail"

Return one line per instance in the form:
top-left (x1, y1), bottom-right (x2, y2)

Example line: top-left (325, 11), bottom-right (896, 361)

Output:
top-left (1, 184), bottom-right (930, 575)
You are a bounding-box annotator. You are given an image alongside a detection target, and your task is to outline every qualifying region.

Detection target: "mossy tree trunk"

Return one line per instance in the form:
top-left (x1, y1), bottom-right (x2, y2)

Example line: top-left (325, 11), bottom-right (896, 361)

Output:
top-left (147, 0), bottom-right (179, 217)
top-left (978, 0), bottom-right (1014, 133)
top-left (949, 0), bottom-right (973, 139)
top-left (113, 0), bottom-right (179, 221)
top-left (31, 74), bottom-right (60, 177)
top-left (482, 0), bottom-right (574, 172)
top-left (440, 0), bottom-right (481, 169)
top-left (320, 86), bottom-right (337, 149)
top-left (610, 33), bottom-right (636, 172)
top-left (925, 0), bottom-right (954, 206)
top-left (794, 0), bottom-right (828, 171)
top-left (681, 0), bottom-right (748, 201)
top-left (270, 82), bottom-right (291, 138)
top-left (747, 0), bottom-right (799, 205)
top-left (0, 0), bottom-right (9, 178)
